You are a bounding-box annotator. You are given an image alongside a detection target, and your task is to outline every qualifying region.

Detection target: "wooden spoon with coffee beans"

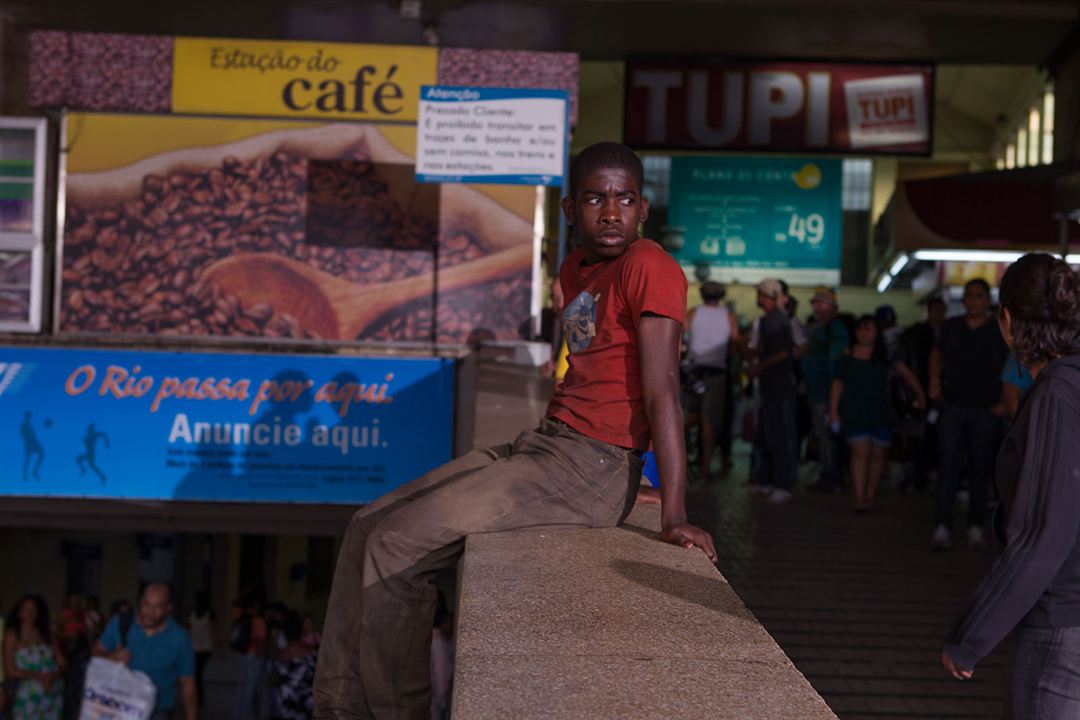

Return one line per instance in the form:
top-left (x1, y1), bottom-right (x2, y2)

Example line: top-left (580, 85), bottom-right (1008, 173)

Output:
top-left (200, 243), bottom-right (532, 340)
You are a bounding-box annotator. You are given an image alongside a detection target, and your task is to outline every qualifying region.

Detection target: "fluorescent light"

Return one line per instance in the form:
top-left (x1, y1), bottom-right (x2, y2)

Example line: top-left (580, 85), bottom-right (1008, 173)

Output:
top-left (888, 253), bottom-right (910, 277)
top-left (912, 249), bottom-right (1025, 263)
top-left (876, 273), bottom-right (893, 293)
top-left (1067, 255), bottom-right (1080, 264)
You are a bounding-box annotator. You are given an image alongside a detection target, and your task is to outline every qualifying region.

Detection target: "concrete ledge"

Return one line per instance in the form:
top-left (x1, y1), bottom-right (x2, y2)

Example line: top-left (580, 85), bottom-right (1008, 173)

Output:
top-left (452, 505), bottom-right (837, 719)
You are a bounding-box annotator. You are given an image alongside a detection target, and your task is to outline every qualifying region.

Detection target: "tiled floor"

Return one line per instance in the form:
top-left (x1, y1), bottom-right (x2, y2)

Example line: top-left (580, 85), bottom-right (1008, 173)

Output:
top-left (477, 360), bottom-right (1009, 719)
top-left (688, 461), bottom-right (1008, 720)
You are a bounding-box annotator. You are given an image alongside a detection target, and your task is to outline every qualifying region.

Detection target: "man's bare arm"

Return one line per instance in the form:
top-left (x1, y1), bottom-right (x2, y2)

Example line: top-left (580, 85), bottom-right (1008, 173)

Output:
top-left (180, 676), bottom-right (197, 720)
top-left (638, 313), bottom-right (718, 561)
top-left (928, 347), bottom-right (943, 401)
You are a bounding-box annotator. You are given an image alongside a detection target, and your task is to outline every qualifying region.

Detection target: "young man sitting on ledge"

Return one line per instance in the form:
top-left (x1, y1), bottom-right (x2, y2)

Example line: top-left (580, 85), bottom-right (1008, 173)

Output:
top-left (314, 141), bottom-right (717, 719)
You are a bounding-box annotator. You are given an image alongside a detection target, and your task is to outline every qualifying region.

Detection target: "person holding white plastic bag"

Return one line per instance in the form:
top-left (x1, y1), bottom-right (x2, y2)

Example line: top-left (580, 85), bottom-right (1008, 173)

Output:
top-left (94, 584), bottom-right (196, 720)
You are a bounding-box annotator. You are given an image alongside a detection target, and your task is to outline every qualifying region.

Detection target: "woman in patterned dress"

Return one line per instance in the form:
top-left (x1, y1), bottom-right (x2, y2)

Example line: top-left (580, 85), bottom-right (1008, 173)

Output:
top-left (271, 611), bottom-right (316, 720)
top-left (2, 594), bottom-right (66, 720)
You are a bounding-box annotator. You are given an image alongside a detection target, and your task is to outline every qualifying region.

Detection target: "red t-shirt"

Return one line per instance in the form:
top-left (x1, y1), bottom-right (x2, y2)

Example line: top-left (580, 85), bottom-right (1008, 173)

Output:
top-left (546, 238), bottom-right (687, 450)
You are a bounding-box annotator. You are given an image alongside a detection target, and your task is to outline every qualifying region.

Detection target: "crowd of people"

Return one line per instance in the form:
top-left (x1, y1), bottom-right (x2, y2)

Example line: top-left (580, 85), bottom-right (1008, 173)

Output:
top-left (680, 255), bottom-right (1080, 713)
top-left (682, 274), bottom-right (1027, 544)
top-left (226, 591), bottom-right (322, 720)
top-left (0, 587), bottom-right (325, 720)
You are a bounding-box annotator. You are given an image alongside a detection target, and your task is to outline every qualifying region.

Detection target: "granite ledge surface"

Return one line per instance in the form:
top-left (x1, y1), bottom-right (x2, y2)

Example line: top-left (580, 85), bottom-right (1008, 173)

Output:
top-left (452, 504), bottom-right (837, 719)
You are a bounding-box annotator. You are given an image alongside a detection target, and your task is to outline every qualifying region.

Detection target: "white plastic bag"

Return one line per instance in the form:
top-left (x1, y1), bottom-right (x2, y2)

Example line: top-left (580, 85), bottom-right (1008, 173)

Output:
top-left (79, 657), bottom-right (158, 720)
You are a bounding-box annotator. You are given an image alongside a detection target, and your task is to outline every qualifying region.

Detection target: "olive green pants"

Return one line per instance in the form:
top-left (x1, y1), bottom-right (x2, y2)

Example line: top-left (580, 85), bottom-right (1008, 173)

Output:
top-left (313, 418), bottom-right (643, 719)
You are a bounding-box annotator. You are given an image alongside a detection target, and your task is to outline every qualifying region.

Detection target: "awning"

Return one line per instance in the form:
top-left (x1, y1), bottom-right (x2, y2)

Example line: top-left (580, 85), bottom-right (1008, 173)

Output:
top-left (893, 163), bottom-right (1080, 253)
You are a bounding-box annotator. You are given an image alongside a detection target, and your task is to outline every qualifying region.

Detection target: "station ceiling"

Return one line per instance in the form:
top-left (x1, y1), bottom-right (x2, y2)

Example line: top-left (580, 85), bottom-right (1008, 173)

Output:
top-left (3, 0), bottom-right (1078, 65)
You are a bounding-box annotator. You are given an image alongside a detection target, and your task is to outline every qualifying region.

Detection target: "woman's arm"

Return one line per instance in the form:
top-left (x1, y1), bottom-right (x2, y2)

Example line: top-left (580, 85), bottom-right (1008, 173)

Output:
top-left (943, 390), bottom-right (1080, 672)
top-left (2, 632), bottom-right (17, 680)
top-left (895, 360), bottom-right (926, 409)
top-left (52, 635), bottom-right (67, 673)
top-left (3, 633), bottom-right (48, 682)
top-left (829, 379), bottom-right (843, 425)
top-left (1002, 383), bottom-right (1022, 419)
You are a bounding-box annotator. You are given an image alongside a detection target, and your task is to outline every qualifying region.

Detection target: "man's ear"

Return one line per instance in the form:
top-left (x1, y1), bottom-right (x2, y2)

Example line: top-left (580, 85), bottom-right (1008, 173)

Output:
top-left (561, 196), bottom-right (575, 226)
top-left (639, 196), bottom-right (650, 225)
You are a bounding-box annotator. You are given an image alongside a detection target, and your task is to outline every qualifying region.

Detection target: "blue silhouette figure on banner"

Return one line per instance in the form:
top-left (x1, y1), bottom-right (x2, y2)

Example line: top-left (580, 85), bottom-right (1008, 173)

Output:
top-left (76, 423), bottom-right (110, 484)
top-left (20, 411), bottom-right (45, 481)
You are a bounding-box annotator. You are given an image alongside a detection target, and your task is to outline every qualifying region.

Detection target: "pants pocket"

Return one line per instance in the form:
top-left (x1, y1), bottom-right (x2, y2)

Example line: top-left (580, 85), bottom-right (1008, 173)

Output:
top-left (591, 454), bottom-right (642, 527)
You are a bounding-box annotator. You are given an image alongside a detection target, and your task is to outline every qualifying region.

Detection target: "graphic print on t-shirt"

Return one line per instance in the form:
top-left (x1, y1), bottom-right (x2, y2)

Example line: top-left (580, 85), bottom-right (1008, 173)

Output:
top-left (563, 292), bottom-right (600, 353)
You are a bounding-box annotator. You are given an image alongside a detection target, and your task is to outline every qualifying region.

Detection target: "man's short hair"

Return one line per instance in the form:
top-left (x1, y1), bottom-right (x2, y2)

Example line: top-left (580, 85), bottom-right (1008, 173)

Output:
top-left (141, 582), bottom-right (172, 602)
top-left (700, 281), bottom-right (725, 301)
top-left (568, 142), bottom-right (644, 198)
top-left (927, 297), bottom-right (945, 309)
top-left (964, 278), bottom-right (991, 295)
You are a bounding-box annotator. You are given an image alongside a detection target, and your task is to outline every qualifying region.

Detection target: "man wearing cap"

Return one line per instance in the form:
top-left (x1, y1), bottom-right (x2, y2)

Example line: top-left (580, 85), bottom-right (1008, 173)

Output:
top-left (802, 287), bottom-right (849, 494)
top-left (685, 281), bottom-right (740, 478)
top-left (747, 278), bottom-right (798, 503)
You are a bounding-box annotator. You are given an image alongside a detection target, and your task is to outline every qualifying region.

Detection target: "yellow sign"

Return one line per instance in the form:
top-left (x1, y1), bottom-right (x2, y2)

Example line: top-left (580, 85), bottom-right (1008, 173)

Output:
top-left (172, 37), bottom-right (437, 122)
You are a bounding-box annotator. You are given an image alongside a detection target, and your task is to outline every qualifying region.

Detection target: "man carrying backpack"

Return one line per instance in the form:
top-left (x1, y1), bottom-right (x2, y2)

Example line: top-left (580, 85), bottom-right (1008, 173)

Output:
top-left (230, 592), bottom-right (267, 720)
top-left (93, 583), bottom-right (196, 720)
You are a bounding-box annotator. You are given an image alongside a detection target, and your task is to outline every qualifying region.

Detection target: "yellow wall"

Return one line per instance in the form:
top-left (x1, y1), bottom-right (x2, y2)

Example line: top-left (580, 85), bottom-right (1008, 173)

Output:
top-left (0, 530), bottom-right (140, 618)
top-left (0, 530), bottom-right (67, 613)
top-left (100, 536), bottom-right (140, 609)
top-left (272, 535), bottom-right (311, 616)
top-left (574, 62), bottom-right (625, 155)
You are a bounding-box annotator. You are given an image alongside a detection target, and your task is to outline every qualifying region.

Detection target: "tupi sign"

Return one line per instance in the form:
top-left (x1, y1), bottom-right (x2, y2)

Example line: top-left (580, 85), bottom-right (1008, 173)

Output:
top-left (624, 60), bottom-right (933, 155)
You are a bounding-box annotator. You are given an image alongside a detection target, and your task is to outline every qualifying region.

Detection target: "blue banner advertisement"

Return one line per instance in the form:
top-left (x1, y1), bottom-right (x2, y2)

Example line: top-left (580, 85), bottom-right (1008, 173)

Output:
top-left (0, 346), bottom-right (456, 504)
top-left (668, 156), bottom-right (843, 284)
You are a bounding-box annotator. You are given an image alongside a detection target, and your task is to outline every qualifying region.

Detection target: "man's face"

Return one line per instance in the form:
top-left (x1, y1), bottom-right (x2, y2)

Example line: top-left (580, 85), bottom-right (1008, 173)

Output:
top-left (757, 292), bottom-right (777, 312)
top-left (810, 298), bottom-right (834, 320)
top-left (963, 284), bottom-right (990, 317)
top-left (18, 599), bottom-right (36, 626)
top-left (139, 587), bottom-right (171, 631)
top-left (562, 167), bottom-right (649, 264)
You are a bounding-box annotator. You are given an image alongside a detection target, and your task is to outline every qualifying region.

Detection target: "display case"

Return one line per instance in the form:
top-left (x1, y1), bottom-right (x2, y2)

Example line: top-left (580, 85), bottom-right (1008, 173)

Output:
top-left (0, 117), bottom-right (46, 332)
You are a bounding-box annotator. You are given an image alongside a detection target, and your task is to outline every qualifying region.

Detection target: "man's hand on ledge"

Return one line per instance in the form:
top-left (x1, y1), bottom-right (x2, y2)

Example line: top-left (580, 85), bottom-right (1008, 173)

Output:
top-left (660, 523), bottom-right (718, 563)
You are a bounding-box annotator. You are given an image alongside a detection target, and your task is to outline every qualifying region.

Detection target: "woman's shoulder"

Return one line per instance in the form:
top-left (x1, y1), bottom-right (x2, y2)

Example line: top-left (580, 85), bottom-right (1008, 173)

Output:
top-left (1027, 374), bottom-right (1080, 417)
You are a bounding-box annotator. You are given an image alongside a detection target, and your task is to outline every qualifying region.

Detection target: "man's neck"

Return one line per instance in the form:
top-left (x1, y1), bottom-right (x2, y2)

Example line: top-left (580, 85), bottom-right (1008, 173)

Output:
top-left (140, 618), bottom-right (167, 636)
top-left (964, 313), bottom-right (990, 329)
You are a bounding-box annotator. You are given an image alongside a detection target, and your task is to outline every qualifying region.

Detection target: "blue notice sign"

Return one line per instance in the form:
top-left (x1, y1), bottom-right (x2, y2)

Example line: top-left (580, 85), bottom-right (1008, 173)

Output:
top-left (416, 86), bottom-right (569, 186)
top-left (668, 157), bottom-right (842, 283)
top-left (0, 347), bottom-right (455, 504)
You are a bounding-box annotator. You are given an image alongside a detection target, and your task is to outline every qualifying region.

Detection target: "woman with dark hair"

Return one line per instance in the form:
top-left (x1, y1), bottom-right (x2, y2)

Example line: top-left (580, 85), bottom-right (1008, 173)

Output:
top-left (942, 253), bottom-right (1080, 718)
top-left (2, 594), bottom-right (66, 720)
top-left (829, 315), bottom-right (924, 511)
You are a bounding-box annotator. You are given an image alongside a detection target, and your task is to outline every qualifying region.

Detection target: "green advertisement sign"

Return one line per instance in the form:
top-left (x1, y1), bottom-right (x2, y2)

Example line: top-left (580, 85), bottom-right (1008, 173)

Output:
top-left (668, 157), bottom-right (842, 283)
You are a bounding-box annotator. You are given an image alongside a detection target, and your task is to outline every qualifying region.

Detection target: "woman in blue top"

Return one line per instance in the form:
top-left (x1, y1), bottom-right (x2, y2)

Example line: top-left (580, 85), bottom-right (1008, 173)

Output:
top-left (1000, 352), bottom-right (1034, 420)
top-left (829, 315), bottom-right (924, 512)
